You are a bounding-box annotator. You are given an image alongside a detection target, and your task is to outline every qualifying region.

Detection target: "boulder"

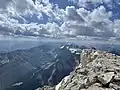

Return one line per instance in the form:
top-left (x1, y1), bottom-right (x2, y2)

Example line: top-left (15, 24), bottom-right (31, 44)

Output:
top-left (97, 72), bottom-right (115, 85)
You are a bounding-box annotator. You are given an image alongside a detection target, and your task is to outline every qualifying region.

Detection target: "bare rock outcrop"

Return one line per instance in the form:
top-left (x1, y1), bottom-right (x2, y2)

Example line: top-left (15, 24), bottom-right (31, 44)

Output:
top-left (55, 49), bottom-right (120, 90)
top-left (36, 86), bottom-right (55, 90)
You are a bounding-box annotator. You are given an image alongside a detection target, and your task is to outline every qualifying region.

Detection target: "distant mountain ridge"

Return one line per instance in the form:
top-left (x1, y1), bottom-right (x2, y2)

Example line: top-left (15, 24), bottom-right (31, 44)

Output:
top-left (0, 43), bottom-right (81, 90)
top-left (0, 43), bottom-right (120, 90)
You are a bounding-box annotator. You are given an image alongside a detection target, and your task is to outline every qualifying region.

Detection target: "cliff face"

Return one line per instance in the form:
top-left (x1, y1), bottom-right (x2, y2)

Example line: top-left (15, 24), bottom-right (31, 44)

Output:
top-left (5, 44), bottom-right (79, 90)
top-left (54, 49), bottom-right (120, 90)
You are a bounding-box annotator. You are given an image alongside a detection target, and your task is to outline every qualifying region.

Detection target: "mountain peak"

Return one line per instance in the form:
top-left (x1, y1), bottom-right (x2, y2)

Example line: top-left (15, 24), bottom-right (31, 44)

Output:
top-left (55, 49), bottom-right (120, 90)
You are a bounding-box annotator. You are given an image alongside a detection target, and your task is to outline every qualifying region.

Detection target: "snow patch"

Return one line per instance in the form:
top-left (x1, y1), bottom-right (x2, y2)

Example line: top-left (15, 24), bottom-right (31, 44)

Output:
top-left (12, 82), bottom-right (23, 86)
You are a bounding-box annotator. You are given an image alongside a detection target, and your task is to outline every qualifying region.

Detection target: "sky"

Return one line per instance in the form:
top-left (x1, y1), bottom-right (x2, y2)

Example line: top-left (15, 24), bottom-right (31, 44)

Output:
top-left (0, 0), bottom-right (120, 41)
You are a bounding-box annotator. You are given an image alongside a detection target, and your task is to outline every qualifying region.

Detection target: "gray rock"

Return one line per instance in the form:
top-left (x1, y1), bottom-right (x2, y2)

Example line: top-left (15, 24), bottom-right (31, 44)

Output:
top-left (97, 72), bottom-right (115, 85)
top-left (48, 49), bottom-right (120, 90)
top-left (110, 83), bottom-right (120, 90)
top-left (36, 86), bottom-right (55, 90)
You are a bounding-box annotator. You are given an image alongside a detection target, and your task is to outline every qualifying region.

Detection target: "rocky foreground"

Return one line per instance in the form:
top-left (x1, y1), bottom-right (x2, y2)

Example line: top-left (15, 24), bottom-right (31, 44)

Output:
top-left (37, 49), bottom-right (120, 90)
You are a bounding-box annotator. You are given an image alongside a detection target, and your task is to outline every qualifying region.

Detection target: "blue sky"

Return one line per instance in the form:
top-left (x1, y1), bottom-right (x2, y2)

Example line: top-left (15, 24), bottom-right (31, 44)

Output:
top-left (49, 0), bottom-right (120, 19)
top-left (0, 0), bottom-right (120, 41)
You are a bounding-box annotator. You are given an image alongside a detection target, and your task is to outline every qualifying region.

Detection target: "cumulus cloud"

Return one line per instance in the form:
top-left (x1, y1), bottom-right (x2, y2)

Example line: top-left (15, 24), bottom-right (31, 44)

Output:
top-left (65, 6), bottom-right (85, 22)
top-left (69, 0), bottom-right (119, 9)
top-left (88, 6), bottom-right (112, 21)
top-left (60, 5), bottom-right (116, 38)
top-left (0, 0), bottom-right (120, 41)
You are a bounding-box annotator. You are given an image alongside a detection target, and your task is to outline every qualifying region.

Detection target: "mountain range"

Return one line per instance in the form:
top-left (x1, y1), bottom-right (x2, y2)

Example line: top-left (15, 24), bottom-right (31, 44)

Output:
top-left (0, 43), bottom-right (81, 90)
top-left (0, 42), bottom-right (120, 90)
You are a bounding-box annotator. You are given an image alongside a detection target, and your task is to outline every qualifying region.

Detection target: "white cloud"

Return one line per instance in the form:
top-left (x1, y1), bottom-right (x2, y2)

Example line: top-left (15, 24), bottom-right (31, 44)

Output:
top-left (88, 6), bottom-right (112, 21)
top-left (65, 6), bottom-right (85, 22)
top-left (60, 5), bottom-right (116, 38)
top-left (77, 8), bottom-right (90, 18)
top-left (69, 0), bottom-right (120, 10)
top-left (0, 0), bottom-right (120, 41)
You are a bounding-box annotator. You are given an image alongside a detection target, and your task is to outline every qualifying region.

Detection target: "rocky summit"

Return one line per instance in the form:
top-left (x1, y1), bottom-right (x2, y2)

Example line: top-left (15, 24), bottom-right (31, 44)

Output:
top-left (38, 49), bottom-right (120, 90)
